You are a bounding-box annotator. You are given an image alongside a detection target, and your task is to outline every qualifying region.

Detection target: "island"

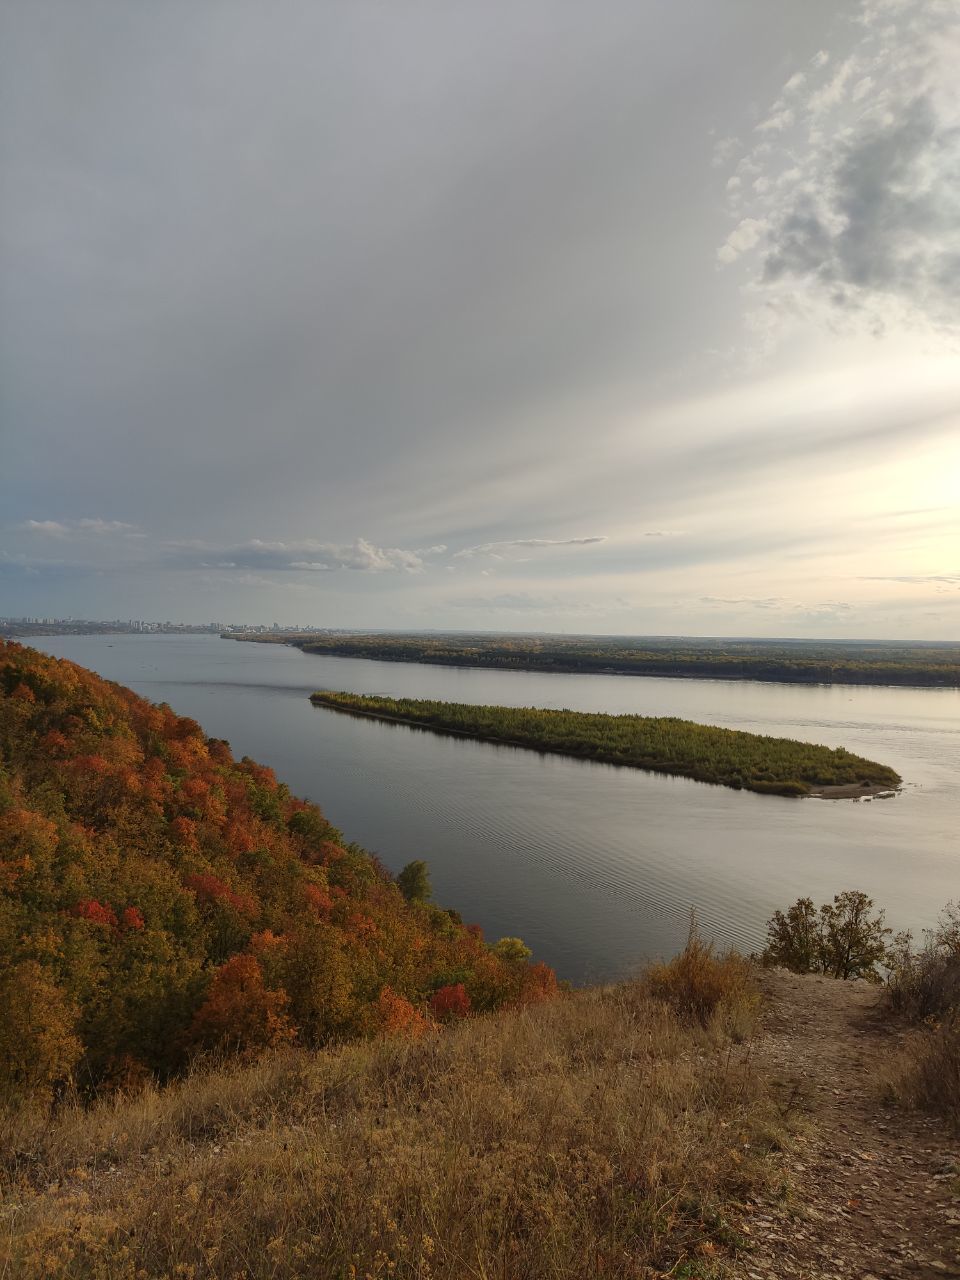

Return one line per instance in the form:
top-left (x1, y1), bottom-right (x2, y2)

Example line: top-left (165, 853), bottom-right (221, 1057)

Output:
top-left (310, 690), bottom-right (902, 798)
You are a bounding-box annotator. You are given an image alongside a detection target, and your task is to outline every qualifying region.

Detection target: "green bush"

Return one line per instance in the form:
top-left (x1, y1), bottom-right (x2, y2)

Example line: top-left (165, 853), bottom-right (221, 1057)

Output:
top-left (762, 891), bottom-right (890, 980)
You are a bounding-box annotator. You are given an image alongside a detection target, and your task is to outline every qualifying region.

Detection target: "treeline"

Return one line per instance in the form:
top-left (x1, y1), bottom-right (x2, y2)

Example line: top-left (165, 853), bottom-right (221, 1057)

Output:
top-left (0, 642), bottom-right (555, 1100)
top-left (237, 631), bottom-right (960, 688)
top-left (311, 691), bottom-right (900, 796)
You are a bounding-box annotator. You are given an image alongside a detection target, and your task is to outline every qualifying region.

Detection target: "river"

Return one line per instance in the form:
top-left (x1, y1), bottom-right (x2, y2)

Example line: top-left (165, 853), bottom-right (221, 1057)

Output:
top-left (30, 633), bottom-right (959, 983)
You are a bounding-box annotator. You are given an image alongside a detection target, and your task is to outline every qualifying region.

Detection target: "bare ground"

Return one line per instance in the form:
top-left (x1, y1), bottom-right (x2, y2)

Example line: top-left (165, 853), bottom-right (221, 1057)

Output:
top-left (730, 970), bottom-right (960, 1280)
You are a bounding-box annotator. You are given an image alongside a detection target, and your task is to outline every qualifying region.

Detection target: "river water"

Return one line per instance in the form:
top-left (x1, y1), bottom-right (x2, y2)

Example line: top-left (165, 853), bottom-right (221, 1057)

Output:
top-left (30, 634), bottom-right (959, 983)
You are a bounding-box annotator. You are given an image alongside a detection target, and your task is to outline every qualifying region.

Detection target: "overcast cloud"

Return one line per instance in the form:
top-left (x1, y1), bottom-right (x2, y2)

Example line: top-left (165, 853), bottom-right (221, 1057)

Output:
top-left (1, 0), bottom-right (958, 637)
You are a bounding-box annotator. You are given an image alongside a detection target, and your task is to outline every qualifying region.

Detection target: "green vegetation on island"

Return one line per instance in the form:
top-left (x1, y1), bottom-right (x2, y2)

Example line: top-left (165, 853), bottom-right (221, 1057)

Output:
top-left (235, 630), bottom-right (960, 688)
top-left (310, 690), bottom-right (901, 797)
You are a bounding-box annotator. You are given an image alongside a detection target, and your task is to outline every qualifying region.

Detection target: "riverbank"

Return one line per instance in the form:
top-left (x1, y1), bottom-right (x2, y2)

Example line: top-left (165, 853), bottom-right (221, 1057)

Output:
top-left (232, 631), bottom-right (960, 688)
top-left (310, 691), bottom-right (901, 798)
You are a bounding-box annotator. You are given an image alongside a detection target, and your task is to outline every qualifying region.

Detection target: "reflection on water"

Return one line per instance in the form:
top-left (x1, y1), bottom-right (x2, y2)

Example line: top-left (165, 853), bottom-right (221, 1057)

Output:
top-left (32, 634), bottom-right (960, 983)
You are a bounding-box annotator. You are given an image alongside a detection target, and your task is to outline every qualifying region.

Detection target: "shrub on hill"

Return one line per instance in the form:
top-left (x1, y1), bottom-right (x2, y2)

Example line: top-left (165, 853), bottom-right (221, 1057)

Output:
top-left (761, 891), bottom-right (891, 980)
top-left (883, 903), bottom-right (960, 1128)
top-left (0, 640), bottom-right (555, 1100)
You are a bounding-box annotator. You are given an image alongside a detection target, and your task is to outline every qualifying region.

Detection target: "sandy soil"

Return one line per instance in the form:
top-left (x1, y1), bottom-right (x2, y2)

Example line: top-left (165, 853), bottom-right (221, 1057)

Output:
top-left (808, 784), bottom-right (900, 800)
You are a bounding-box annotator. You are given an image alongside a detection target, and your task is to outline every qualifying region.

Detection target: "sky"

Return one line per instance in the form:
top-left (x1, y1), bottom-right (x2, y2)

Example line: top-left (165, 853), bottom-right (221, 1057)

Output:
top-left (1, 0), bottom-right (958, 638)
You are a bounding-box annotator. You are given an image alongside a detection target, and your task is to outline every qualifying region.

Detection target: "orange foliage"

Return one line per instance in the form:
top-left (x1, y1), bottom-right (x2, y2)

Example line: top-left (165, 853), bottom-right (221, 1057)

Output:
top-left (376, 986), bottom-right (431, 1040)
top-left (170, 815), bottom-right (199, 850)
top-left (520, 961), bottom-right (560, 1004)
top-left (0, 637), bottom-right (556, 1096)
top-left (40, 729), bottom-right (70, 755)
top-left (345, 910), bottom-right (378, 940)
top-left (190, 954), bottom-right (295, 1055)
top-left (303, 883), bottom-right (333, 917)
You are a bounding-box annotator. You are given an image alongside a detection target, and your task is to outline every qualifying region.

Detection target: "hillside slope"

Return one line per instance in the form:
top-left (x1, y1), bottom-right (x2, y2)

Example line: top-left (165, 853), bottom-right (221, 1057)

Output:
top-left (0, 640), bottom-right (554, 1097)
top-left (3, 968), bottom-right (957, 1278)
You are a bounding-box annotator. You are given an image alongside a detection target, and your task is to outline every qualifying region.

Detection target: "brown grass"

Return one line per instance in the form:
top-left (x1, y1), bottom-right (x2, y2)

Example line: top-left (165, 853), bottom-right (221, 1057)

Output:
top-left (881, 904), bottom-right (960, 1128)
top-left (645, 922), bottom-right (760, 1040)
top-left (882, 1016), bottom-right (960, 1132)
top-left (0, 965), bottom-right (786, 1280)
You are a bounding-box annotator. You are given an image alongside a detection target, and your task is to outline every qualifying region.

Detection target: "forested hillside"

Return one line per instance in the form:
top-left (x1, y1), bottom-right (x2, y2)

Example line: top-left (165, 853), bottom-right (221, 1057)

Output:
top-left (0, 641), bottom-right (554, 1099)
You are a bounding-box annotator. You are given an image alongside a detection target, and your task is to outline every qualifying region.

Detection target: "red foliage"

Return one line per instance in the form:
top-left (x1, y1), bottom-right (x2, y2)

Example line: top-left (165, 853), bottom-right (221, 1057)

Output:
top-left (239, 759), bottom-right (277, 788)
top-left (70, 899), bottom-right (119, 930)
top-left (69, 754), bottom-right (111, 776)
top-left (250, 929), bottom-right (285, 954)
top-left (303, 883), bottom-right (333, 917)
top-left (121, 906), bottom-right (145, 931)
top-left (430, 983), bottom-right (472, 1022)
top-left (183, 872), bottom-right (255, 915)
top-left (207, 739), bottom-right (232, 765)
top-left (224, 818), bottom-right (257, 856)
top-left (41, 730), bottom-right (70, 755)
top-left (317, 841), bottom-right (347, 864)
top-left (345, 910), bottom-right (378, 940)
top-left (179, 777), bottom-right (211, 807)
top-left (0, 638), bottom-right (559, 1091)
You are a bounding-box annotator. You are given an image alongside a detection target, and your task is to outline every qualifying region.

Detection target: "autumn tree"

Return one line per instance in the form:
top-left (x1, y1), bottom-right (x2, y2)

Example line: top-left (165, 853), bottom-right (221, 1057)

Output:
top-left (396, 859), bottom-right (431, 903)
top-left (190, 954), bottom-right (294, 1056)
top-left (763, 891), bottom-right (891, 981)
top-left (0, 961), bottom-right (81, 1101)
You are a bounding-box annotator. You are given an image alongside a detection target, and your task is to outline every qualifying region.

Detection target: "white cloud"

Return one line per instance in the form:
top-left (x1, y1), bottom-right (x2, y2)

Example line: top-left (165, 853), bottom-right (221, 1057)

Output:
top-left (756, 106), bottom-right (795, 134)
top-left (20, 520), bottom-right (70, 536)
top-left (711, 134), bottom-right (741, 167)
top-left (19, 517), bottom-right (140, 538)
top-left (76, 518), bottom-right (139, 535)
top-left (453, 536), bottom-right (607, 560)
top-left (209, 537), bottom-right (426, 574)
top-left (717, 217), bottom-right (768, 265)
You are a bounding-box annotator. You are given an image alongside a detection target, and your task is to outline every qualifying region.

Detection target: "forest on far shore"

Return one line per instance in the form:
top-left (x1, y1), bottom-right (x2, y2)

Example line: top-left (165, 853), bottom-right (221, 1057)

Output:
top-left (236, 631), bottom-right (960, 687)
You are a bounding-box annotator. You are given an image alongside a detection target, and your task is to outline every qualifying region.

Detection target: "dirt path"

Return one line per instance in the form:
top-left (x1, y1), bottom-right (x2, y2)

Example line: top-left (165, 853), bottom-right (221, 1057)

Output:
top-left (733, 970), bottom-right (959, 1279)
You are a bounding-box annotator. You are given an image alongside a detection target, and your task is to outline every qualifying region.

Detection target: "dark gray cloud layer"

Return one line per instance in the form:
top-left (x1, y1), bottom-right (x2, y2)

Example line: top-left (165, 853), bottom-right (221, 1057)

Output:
top-left (720, 0), bottom-right (960, 328)
top-left (762, 97), bottom-right (960, 315)
top-left (2, 0), bottom-right (957, 636)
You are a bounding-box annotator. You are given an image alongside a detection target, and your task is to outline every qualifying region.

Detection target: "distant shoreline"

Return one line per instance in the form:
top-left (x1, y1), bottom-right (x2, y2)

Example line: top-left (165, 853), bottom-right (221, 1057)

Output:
top-left (232, 633), bottom-right (960, 690)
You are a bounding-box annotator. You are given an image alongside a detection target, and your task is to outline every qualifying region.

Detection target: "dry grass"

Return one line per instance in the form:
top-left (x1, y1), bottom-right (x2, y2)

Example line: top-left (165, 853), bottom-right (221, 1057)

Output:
top-left (0, 968), bottom-right (787, 1280)
top-left (645, 924), bottom-right (760, 1040)
top-left (881, 905), bottom-right (960, 1128)
top-left (882, 1017), bottom-right (960, 1132)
